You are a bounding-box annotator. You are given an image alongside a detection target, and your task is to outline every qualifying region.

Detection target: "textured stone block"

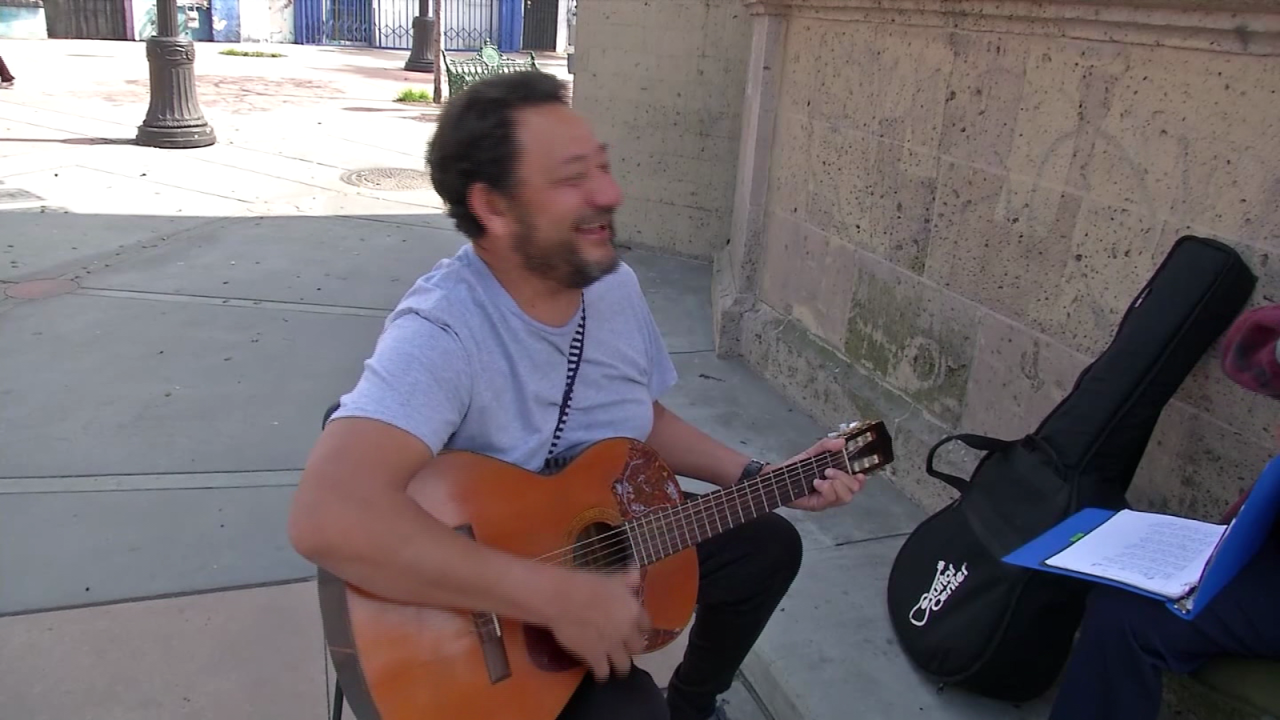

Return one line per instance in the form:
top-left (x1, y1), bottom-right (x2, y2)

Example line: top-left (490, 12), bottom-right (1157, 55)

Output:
top-left (1003, 41), bottom-right (1121, 197)
top-left (575, 0), bottom-right (750, 261)
top-left (1175, 340), bottom-right (1280, 452)
top-left (588, 43), bottom-right (659, 81)
top-left (886, 422), bottom-right (966, 513)
top-left (843, 249), bottom-right (981, 426)
top-left (704, 2), bottom-right (750, 61)
top-left (777, 20), bottom-right (820, 115)
top-left (758, 212), bottom-right (860, 348)
top-left (1091, 49), bottom-right (1280, 243)
top-left (924, 159), bottom-right (1074, 326)
top-left (773, 19), bottom-right (949, 276)
top-left (961, 311), bottom-right (1091, 439)
top-left (804, 118), bottom-right (873, 246)
top-left (809, 126), bottom-right (938, 276)
top-left (588, 0), bottom-right (655, 28)
top-left (1006, 40), bottom-right (1131, 203)
top-left (625, 163), bottom-right (724, 211)
top-left (802, 21), bottom-right (953, 141)
top-left (620, 199), bottom-right (727, 259)
top-left (765, 111), bottom-right (811, 222)
top-left (737, 302), bottom-right (960, 513)
top-left (1128, 400), bottom-right (1276, 522)
top-left (936, 32), bottom-right (1030, 172)
top-left (1041, 196), bottom-right (1167, 356)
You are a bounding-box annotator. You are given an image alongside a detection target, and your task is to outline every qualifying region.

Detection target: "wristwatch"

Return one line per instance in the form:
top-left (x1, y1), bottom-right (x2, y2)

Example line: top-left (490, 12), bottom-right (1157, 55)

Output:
top-left (737, 458), bottom-right (766, 484)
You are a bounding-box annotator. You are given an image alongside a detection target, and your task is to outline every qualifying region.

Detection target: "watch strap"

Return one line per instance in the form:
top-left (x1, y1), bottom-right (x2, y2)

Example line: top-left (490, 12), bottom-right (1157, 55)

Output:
top-left (737, 458), bottom-right (766, 484)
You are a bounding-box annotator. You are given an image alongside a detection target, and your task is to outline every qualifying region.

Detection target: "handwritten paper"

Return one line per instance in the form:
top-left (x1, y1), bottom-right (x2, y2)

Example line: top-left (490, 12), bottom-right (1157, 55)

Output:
top-left (1045, 509), bottom-right (1226, 599)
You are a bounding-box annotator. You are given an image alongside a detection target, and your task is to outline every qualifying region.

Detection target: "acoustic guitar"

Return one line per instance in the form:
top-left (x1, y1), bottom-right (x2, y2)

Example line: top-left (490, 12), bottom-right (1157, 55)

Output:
top-left (318, 420), bottom-right (895, 720)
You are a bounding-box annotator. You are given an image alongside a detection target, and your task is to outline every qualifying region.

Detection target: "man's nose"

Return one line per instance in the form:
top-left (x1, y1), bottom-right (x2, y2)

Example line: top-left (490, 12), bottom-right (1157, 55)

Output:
top-left (591, 172), bottom-right (622, 210)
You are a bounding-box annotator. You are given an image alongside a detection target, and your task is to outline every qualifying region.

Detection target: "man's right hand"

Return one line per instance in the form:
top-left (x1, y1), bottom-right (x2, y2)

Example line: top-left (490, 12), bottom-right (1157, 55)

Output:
top-left (542, 567), bottom-right (651, 682)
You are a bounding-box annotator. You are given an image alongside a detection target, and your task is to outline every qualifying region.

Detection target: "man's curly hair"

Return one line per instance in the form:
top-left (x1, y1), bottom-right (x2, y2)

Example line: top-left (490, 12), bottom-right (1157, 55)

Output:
top-left (426, 71), bottom-right (569, 240)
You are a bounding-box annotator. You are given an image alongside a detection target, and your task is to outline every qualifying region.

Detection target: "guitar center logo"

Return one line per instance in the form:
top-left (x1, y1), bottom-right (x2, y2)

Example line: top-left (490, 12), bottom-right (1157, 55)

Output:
top-left (908, 559), bottom-right (969, 627)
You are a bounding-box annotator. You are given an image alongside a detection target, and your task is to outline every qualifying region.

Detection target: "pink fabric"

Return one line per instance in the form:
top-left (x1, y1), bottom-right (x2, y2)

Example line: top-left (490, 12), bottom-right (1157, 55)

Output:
top-left (1216, 304), bottom-right (1280, 519)
top-left (1221, 304), bottom-right (1280, 398)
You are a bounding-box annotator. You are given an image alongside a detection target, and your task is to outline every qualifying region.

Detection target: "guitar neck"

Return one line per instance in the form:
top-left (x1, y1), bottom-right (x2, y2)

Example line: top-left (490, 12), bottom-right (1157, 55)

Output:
top-left (625, 449), bottom-right (872, 567)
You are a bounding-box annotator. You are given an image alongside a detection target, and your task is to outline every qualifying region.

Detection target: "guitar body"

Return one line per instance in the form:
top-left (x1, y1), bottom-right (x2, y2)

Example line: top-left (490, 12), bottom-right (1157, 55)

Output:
top-left (318, 437), bottom-right (698, 720)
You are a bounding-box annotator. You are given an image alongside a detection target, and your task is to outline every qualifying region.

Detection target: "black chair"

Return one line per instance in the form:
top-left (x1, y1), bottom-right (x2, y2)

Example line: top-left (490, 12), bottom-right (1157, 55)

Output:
top-left (320, 401), bottom-right (346, 720)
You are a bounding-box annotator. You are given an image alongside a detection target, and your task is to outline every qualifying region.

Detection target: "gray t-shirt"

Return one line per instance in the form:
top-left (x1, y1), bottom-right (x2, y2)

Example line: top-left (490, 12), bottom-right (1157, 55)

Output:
top-left (330, 243), bottom-right (679, 472)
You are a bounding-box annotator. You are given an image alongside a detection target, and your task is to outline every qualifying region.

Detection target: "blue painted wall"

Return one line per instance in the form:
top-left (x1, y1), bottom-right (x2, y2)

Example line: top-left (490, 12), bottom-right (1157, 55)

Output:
top-left (0, 3), bottom-right (47, 39)
top-left (497, 0), bottom-right (519, 52)
top-left (212, 0), bottom-right (240, 41)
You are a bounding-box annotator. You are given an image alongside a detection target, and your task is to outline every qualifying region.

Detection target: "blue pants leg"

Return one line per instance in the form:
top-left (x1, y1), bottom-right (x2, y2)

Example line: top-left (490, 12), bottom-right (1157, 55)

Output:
top-left (1049, 536), bottom-right (1280, 720)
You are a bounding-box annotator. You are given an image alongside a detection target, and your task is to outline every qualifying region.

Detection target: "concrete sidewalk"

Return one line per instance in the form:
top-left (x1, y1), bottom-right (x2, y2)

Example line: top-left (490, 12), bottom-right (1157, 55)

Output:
top-left (0, 40), bottom-right (1052, 720)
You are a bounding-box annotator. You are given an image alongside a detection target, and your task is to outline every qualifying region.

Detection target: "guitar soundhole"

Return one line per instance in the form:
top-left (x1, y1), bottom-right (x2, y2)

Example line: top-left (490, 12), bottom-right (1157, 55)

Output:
top-left (524, 521), bottom-right (636, 673)
top-left (572, 521), bottom-right (633, 571)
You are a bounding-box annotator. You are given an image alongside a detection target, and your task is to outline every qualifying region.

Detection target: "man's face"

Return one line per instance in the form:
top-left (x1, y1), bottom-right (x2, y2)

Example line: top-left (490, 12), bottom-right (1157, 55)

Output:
top-left (504, 103), bottom-right (623, 290)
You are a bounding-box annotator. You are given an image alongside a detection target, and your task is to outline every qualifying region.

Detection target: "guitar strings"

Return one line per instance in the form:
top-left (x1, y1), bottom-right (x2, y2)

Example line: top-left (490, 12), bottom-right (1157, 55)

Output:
top-left (527, 443), bottom-right (868, 570)
top-left (529, 449), bottom-right (836, 566)
top-left (431, 444), bottom-right (879, 648)
top-left (537, 444), bottom-right (867, 570)
top-left (560, 450), bottom-right (881, 573)
top-left (628, 452), bottom-right (842, 555)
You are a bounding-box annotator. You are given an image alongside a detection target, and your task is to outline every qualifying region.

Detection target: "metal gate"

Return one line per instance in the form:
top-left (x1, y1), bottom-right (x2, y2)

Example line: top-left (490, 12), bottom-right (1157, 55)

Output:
top-left (297, 0), bottom-right (512, 50)
top-left (520, 0), bottom-right (555, 50)
top-left (442, 0), bottom-right (498, 50)
top-left (295, 0), bottom-right (373, 44)
top-left (43, 0), bottom-right (128, 39)
top-left (371, 0), bottom-right (419, 48)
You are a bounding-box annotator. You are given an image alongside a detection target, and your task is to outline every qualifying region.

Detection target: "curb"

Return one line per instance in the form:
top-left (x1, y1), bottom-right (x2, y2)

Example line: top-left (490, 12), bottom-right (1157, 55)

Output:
top-left (741, 648), bottom-right (808, 720)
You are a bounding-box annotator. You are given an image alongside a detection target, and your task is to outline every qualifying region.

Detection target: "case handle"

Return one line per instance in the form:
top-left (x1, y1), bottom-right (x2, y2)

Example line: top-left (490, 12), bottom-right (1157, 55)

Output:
top-left (925, 433), bottom-right (1012, 493)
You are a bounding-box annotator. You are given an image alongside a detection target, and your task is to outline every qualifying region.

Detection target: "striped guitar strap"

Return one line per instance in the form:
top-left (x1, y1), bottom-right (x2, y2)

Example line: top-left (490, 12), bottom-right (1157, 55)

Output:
top-left (541, 293), bottom-right (586, 474)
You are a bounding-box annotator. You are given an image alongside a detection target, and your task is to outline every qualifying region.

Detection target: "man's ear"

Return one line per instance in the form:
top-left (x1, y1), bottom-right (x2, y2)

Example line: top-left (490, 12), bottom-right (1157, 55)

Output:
top-left (467, 183), bottom-right (512, 240)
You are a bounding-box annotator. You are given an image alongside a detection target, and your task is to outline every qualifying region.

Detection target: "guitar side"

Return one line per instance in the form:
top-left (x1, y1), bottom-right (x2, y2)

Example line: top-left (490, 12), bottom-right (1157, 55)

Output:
top-left (318, 438), bottom-right (699, 720)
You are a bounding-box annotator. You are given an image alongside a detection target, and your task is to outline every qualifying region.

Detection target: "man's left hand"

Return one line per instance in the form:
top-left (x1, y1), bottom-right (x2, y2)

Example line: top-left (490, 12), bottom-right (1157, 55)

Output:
top-left (763, 437), bottom-right (867, 513)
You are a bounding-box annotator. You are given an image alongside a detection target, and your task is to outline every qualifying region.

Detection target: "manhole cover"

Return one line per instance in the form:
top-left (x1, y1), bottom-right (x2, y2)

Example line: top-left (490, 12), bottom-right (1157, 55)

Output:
top-left (5, 278), bottom-right (79, 300)
top-left (339, 168), bottom-right (432, 191)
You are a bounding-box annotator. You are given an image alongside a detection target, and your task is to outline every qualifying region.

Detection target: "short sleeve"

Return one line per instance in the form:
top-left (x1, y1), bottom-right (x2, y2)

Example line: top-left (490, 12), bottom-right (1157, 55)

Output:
top-left (639, 296), bottom-right (678, 400)
top-left (329, 313), bottom-right (472, 454)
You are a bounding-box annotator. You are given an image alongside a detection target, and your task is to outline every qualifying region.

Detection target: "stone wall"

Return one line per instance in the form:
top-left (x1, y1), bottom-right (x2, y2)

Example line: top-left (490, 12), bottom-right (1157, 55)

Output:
top-left (715, 0), bottom-right (1280, 518)
top-left (571, 0), bottom-right (752, 260)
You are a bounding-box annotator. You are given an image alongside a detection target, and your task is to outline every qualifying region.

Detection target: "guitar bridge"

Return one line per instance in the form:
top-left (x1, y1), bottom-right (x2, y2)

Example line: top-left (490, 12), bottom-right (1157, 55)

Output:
top-left (456, 524), bottom-right (513, 684)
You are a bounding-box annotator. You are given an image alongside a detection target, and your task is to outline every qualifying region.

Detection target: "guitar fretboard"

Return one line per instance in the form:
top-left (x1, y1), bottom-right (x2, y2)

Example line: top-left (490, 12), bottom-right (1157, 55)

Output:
top-left (623, 448), bottom-right (881, 567)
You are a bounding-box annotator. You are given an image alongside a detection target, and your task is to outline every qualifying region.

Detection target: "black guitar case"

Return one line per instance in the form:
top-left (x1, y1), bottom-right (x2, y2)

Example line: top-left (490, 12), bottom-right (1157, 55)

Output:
top-left (884, 235), bottom-right (1257, 702)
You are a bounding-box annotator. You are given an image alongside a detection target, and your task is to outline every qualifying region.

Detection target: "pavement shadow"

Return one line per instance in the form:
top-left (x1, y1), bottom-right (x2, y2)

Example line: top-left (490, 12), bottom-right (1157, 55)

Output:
top-left (0, 208), bottom-right (464, 617)
top-left (102, 75), bottom-right (359, 113)
top-left (328, 61), bottom-right (437, 86)
top-left (0, 205), bottom-right (711, 620)
top-left (0, 137), bottom-right (135, 145)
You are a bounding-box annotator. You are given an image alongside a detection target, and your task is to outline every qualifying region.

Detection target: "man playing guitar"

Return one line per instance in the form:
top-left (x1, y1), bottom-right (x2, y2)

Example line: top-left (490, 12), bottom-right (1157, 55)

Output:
top-left (288, 71), bottom-right (867, 720)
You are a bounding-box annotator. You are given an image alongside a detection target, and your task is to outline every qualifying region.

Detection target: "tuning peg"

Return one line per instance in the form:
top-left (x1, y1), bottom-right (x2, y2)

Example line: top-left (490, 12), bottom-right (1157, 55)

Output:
top-left (828, 420), bottom-right (871, 438)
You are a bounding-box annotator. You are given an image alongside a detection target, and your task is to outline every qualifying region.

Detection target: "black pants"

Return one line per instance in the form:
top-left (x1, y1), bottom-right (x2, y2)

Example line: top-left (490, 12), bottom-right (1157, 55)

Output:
top-left (556, 509), bottom-right (803, 720)
top-left (1049, 535), bottom-right (1280, 720)
top-left (0, 55), bottom-right (12, 83)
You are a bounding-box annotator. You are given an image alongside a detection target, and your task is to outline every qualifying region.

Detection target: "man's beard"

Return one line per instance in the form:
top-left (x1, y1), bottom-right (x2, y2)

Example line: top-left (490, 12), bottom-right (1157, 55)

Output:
top-left (513, 214), bottom-right (620, 291)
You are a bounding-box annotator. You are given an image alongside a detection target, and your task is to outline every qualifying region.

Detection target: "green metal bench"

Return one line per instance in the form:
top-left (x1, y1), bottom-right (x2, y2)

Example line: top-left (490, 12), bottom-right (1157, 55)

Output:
top-left (442, 40), bottom-right (541, 97)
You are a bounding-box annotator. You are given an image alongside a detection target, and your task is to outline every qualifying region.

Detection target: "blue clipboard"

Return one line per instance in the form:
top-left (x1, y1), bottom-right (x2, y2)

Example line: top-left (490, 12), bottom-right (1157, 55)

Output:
top-left (1003, 455), bottom-right (1280, 620)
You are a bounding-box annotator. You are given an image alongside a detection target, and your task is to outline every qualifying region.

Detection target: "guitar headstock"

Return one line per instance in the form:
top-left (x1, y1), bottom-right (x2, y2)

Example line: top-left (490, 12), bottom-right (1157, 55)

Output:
top-left (827, 420), bottom-right (895, 475)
